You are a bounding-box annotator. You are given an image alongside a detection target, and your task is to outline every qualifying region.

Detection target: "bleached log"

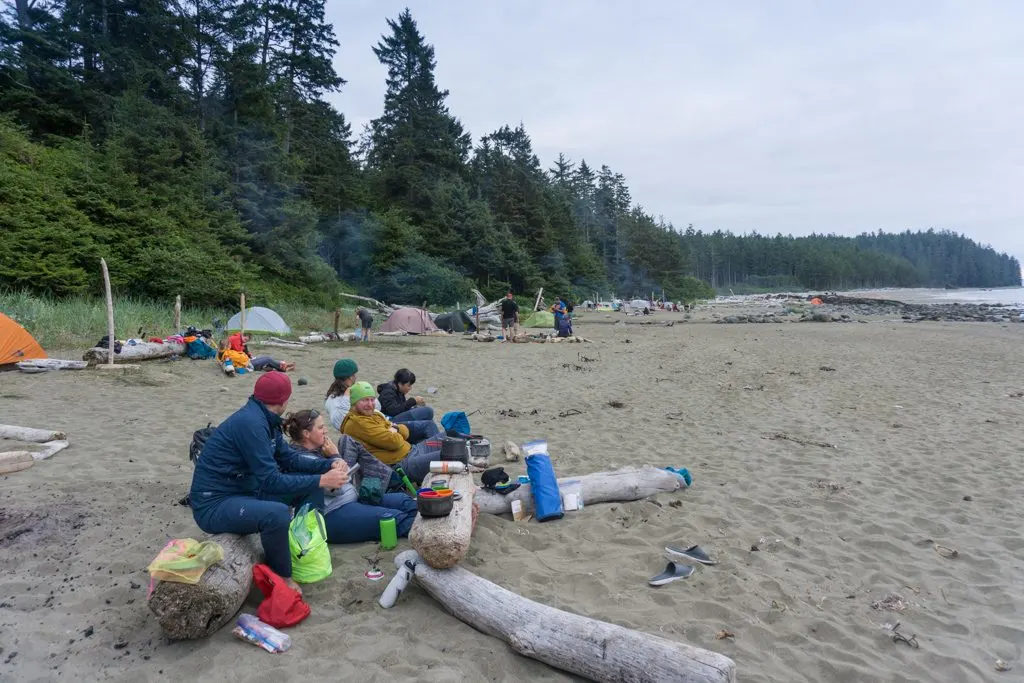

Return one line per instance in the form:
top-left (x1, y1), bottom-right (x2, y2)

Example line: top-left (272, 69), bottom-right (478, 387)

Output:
top-left (257, 340), bottom-right (309, 349)
top-left (477, 466), bottom-right (684, 516)
top-left (101, 257), bottom-right (115, 367)
top-left (16, 359), bottom-right (89, 372)
top-left (83, 341), bottom-right (185, 364)
top-left (0, 425), bottom-right (67, 443)
top-left (339, 292), bottom-right (396, 316)
top-left (33, 440), bottom-right (70, 461)
top-left (395, 549), bottom-right (736, 683)
top-left (0, 451), bottom-right (35, 474)
top-left (147, 533), bottom-right (261, 640)
top-left (408, 472), bottom-right (475, 569)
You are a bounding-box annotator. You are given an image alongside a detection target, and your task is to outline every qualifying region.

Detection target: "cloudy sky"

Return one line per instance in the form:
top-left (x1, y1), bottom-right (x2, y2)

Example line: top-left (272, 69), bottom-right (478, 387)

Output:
top-left (326, 1), bottom-right (1023, 262)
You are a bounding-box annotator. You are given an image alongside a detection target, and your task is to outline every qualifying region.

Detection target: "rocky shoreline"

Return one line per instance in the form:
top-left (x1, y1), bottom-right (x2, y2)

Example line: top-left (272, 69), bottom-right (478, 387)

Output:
top-left (713, 293), bottom-right (1024, 325)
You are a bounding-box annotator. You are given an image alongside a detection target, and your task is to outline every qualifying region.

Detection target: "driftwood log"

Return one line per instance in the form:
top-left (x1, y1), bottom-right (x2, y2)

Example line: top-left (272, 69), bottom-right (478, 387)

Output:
top-left (147, 533), bottom-right (261, 640)
top-left (395, 549), bottom-right (736, 682)
top-left (408, 472), bottom-right (475, 569)
top-left (83, 341), bottom-right (185, 364)
top-left (16, 359), bottom-right (89, 372)
top-left (32, 440), bottom-right (70, 461)
top-left (477, 466), bottom-right (684, 516)
top-left (0, 451), bottom-right (35, 474)
top-left (0, 425), bottom-right (67, 443)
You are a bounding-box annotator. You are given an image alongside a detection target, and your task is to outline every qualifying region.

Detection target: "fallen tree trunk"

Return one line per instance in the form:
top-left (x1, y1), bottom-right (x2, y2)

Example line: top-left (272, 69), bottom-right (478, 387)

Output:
top-left (83, 341), bottom-right (185, 364)
top-left (147, 533), bottom-right (261, 640)
top-left (0, 425), bottom-right (67, 443)
top-left (16, 359), bottom-right (89, 372)
top-left (477, 466), bottom-right (684, 516)
top-left (408, 472), bottom-right (476, 569)
top-left (0, 451), bottom-right (35, 474)
top-left (395, 549), bottom-right (736, 682)
top-left (32, 440), bottom-right (70, 461)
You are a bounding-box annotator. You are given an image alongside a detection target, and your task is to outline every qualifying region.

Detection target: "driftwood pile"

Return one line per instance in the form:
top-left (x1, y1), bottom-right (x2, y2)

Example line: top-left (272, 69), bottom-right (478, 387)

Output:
top-left (0, 424), bottom-right (71, 474)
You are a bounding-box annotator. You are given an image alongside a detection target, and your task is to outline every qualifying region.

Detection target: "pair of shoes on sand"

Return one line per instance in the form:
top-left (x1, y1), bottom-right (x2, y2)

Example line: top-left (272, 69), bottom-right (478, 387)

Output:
top-left (648, 545), bottom-right (716, 587)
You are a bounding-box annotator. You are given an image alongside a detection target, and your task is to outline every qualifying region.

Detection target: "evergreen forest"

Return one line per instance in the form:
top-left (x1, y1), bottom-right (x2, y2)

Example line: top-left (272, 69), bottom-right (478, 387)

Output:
top-left (1, 6), bottom-right (1019, 306)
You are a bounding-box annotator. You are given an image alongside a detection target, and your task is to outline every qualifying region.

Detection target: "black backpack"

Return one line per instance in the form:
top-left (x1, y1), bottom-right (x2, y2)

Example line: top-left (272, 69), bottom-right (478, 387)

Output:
top-left (180, 423), bottom-right (216, 506)
top-left (189, 423), bottom-right (216, 465)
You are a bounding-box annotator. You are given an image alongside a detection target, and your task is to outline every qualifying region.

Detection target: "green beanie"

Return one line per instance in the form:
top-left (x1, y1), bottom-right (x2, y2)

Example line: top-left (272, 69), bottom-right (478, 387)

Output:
top-left (333, 358), bottom-right (358, 379)
top-left (349, 381), bottom-right (377, 405)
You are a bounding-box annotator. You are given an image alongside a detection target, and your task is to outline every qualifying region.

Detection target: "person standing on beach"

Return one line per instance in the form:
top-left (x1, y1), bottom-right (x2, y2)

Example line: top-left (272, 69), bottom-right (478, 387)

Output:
top-left (357, 307), bottom-right (373, 342)
top-left (189, 372), bottom-right (349, 594)
top-left (500, 292), bottom-right (519, 340)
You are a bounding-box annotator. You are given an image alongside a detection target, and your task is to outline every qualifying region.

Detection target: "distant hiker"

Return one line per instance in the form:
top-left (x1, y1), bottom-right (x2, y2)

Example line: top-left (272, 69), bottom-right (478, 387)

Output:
top-left (357, 307), bottom-right (373, 342)
top-left (500, 292), bottom-right (519, 340)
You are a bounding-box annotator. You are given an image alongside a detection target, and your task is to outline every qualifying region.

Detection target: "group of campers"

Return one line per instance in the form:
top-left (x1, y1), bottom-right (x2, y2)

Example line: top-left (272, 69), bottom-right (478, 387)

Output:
top-left (188, 361), bottom-right (451, 594)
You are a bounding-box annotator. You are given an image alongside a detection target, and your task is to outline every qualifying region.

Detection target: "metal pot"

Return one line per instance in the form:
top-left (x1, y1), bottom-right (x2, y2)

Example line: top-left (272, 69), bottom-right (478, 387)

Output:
top-left (468, 438), bottom-right (491, 467)
top-left (439, 436), bottom-right (469, 464)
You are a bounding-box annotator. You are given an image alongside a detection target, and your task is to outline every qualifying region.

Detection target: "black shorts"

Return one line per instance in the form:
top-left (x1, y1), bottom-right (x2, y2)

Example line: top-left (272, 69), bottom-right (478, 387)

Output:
top-left (361, 320), bottom-right (372, 330)
top-left (502, 317), bottom-right (516, 328)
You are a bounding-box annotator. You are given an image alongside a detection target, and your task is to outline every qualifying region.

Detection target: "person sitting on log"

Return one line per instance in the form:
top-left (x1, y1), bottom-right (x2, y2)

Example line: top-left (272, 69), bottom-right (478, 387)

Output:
top-left (283, 409), bottom-right (418, 544)
top-left (227, 331), bottom-right (296, 372)
top-left (189, 372), bottom-right (349, 594)
top-left (325, 359), bottom-right (437, 443)
top-left (341, 381), bottom-right (441, 485)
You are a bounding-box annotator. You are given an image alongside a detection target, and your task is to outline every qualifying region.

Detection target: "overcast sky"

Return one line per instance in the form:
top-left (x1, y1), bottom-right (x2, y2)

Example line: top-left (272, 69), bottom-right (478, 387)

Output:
top-left (326, 1), bottom-right (1023, 263)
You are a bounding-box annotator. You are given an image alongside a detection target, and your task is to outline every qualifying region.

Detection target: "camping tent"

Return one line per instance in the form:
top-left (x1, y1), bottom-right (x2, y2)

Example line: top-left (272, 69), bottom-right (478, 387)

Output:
top-left (226, 306), bottom-right (291, 334)
top-left (380, 307), bottom-right (439, 335)
top-left (0, 312), bottom-right (46, 366)
top-left (520, 310), bottom-right (555, 328)
top-left (434, 310), bottom-right (477, 333)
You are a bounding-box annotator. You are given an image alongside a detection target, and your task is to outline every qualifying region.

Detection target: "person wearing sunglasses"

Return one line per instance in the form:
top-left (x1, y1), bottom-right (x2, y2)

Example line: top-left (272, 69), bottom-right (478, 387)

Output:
top-left (283, 409), bottom-right (417, 543)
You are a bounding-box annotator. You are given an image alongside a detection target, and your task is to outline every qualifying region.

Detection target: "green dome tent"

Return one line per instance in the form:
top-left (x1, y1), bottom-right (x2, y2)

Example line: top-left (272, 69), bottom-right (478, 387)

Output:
top-left (520, 310), bottom-right (555, 328)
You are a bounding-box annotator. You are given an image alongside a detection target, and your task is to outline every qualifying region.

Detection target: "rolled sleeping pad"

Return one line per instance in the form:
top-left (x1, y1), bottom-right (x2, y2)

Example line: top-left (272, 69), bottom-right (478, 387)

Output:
top-left (525, 453), bottom-right (564, 522)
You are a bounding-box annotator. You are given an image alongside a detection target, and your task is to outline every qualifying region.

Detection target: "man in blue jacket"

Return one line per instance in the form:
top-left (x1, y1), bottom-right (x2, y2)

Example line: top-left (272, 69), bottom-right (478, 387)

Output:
top-left (190, 372), bottom-right (349, 591)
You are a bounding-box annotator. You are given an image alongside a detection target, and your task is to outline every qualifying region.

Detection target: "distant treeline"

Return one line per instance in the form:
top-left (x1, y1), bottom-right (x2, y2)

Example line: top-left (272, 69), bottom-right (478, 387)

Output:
top-left (0, 6), bottom-right (1017, 306)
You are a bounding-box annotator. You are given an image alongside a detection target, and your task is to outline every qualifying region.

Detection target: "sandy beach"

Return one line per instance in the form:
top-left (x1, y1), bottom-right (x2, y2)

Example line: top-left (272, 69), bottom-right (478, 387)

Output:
top-left (2, 309), bottom-right (1023, 682)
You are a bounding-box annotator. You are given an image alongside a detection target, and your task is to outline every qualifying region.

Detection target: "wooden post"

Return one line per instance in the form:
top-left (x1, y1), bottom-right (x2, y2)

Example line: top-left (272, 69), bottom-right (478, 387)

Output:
top-left (101, 258), bottom-right (115, 366)
top-left (239, 292), bottom-right (246, 336)
top-left (173, 294), bottom-right (181, 332)
top-left (333, 309), bottom-right (340, 336)
top-left (534, 287), bottom-right (544, 312)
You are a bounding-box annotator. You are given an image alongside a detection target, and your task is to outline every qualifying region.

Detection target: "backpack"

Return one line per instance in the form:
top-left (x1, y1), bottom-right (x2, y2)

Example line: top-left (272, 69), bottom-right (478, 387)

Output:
top-left (180, 423), bottom-right (217, 507)
top-left (189, 423), bottom-right (216, 465)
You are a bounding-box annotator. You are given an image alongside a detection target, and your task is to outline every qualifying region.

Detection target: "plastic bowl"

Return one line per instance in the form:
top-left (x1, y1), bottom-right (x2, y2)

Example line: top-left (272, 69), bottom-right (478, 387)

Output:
top-left (417, 493), bottom-right (454, 517)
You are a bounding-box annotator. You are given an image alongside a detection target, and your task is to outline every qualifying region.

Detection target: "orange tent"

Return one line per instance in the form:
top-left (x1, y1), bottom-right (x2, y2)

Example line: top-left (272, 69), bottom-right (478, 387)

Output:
top-left (0, 312), bottom-right (46, 366)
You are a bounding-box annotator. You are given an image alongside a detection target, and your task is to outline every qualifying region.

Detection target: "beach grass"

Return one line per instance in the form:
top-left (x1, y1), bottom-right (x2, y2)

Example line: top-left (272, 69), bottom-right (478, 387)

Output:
top-left (0, 290), bottom-right (359, 350)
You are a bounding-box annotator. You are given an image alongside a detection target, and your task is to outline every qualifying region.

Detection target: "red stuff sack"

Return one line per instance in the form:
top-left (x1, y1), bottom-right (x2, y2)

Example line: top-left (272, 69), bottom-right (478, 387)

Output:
top-left (252, 563), bottom-right (310, 628)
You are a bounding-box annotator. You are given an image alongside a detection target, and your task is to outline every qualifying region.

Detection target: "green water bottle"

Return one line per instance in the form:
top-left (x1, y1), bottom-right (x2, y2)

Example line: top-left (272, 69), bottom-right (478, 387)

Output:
top-left (379, 516), bottom-right (398, 550)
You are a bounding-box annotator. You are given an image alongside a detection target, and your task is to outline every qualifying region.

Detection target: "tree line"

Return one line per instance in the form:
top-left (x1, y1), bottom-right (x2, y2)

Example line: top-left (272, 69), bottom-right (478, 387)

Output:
top-left (0, 6), bottom-right (1018, 307)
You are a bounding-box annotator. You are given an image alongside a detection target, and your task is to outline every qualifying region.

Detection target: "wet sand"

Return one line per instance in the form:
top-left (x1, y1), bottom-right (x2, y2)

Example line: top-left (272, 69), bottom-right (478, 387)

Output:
top-left (1, 311), bottom-right (1022, 682)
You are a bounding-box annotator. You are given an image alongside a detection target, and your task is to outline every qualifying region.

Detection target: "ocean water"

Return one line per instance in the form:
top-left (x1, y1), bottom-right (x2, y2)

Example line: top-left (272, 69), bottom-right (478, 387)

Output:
top-left (841, 287), bottom-right (1024, 307)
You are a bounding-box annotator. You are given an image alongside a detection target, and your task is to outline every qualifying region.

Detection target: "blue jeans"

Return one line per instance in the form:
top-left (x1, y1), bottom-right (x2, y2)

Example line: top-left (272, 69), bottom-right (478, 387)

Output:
top-left (397, 441), bottom-right (442, 485)
top-left (324, 493), bottom-right (418, 544)
top-left (249, 355), bottom-right (284, 371)
top-left (192, 489), bottom-right (324, 579)
top-left (391, 406), bottom-right (435, 423)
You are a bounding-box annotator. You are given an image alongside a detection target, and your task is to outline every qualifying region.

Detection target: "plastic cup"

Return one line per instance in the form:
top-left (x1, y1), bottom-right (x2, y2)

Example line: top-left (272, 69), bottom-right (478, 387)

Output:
top-left (379, 516), bottom-right (398, 550)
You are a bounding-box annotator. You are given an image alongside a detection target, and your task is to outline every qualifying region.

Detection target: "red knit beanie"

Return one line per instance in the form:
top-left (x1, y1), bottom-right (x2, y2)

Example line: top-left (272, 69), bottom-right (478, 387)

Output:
top-left (253, 371), bottom-right (292, 406)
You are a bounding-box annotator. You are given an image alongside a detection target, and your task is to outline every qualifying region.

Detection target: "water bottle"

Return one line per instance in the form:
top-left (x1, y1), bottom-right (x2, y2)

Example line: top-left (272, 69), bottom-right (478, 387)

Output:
top-left (429, 461), bottom-right (467, 474)
top-left (235, 613), bottom-right (291, 653)
top-left (379, 516), bottom-right (397, 551)
top-left (379, 559), bottom-right (416, 609)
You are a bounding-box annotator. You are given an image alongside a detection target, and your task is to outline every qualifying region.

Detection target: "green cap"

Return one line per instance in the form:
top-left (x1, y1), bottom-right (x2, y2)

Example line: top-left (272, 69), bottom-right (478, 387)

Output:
top-left (349, 381), bottom-right (377, 405)
top-left (333, 358), bottom-right (358, 379)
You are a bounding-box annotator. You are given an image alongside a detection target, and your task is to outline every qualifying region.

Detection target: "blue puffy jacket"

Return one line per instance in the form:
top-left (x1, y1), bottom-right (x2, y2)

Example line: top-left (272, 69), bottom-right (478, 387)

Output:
top-left (189, 397), bottom-right (332, 510)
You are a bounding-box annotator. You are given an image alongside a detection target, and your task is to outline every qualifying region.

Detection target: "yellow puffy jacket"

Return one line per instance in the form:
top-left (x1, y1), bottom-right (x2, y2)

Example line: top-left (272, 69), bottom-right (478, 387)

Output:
top-left (340, 410), bottom-right (411, 465)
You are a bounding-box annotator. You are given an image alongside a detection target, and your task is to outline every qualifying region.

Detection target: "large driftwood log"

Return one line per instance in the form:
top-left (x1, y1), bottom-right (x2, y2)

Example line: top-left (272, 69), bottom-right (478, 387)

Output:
top-left (83, 341), bottom-right (185, 364)
top-left (32, 440), bottom-right (70, 461)
top-left (0, 425), bottom-right (67, 443)
top-left (147, 533), bottom-right (261, 640)
top-left (477, 466), bottom-right (684, 516)
top-left (0, 451), bottom-right (35, 474)
top-left (408, 472), bottom-right (475, 569)
top-left (395, 550), bottom-right (736, 683)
